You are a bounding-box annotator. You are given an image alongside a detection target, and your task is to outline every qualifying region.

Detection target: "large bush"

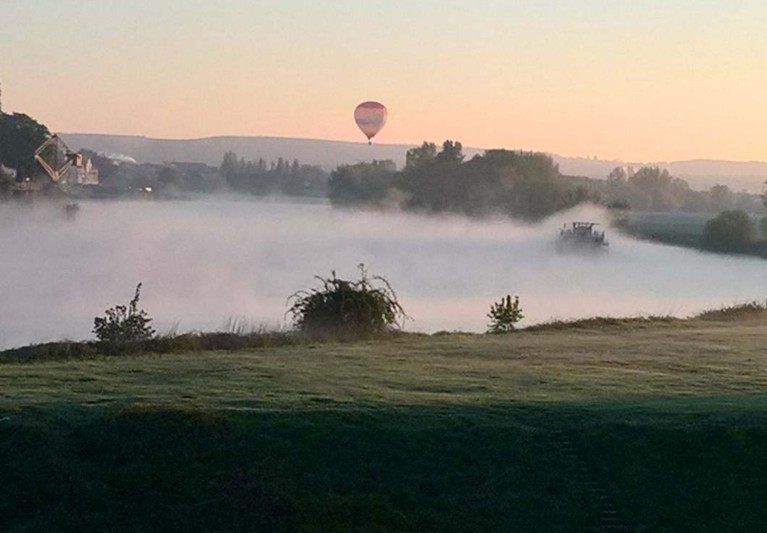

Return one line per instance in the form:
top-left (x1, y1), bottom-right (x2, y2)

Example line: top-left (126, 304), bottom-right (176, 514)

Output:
top-left (288, 265), bottom-right (406, 338)
top-left (0, 112), bottom-right (50, 180)
top-left (93, 283), bottom-right (155, 342)
top-left (703, 210), bottom-right (756, 251)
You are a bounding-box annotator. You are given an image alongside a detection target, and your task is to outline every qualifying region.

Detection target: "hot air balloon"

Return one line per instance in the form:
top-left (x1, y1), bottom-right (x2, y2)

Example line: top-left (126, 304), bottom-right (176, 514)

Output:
top-left (354, 101), bottom-right (387, 144)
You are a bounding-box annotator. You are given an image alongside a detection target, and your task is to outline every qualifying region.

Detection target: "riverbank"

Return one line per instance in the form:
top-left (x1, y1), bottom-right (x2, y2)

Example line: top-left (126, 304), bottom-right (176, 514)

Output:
top-left (616, 210), bottom-right (767, 259)
top-left (2, 313), bottom-right (766, 531)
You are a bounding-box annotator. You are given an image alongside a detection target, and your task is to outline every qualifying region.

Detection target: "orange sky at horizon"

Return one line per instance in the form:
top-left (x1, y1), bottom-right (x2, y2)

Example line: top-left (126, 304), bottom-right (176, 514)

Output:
top-left (3, 0), bottom-right (766, 163)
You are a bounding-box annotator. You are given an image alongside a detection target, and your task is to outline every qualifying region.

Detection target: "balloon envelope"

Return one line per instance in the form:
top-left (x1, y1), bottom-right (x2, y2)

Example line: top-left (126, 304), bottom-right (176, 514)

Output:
top-left (354, 101), bottom-right (387, 141)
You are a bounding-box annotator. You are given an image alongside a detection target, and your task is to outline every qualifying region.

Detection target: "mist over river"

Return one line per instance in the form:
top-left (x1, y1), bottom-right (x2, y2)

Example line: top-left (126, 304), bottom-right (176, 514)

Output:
top-left (0, 197), bottom-right (764, 349)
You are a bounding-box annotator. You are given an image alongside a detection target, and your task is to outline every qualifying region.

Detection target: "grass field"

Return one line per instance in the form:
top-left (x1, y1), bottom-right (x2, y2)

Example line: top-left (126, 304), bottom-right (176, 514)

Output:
top-left (622, 211), bottom-right (767, 257)
top-left (2, 315), bottom-right (767, 532)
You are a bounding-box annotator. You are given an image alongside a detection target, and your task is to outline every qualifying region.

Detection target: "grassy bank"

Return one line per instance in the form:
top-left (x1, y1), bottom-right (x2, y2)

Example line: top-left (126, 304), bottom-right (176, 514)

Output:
top-left (2, 315), bottom-right (766, 532)
top-left (619, 211), bottom-right (767, 258)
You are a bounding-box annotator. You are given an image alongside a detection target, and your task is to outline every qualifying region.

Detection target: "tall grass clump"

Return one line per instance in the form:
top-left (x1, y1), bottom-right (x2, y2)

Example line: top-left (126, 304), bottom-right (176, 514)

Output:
top-left (287, 264), bottom-right (407, 339)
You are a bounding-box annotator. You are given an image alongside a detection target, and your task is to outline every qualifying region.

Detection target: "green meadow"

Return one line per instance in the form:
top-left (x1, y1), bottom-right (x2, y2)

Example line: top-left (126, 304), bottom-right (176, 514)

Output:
top-left (623, 211), bottom-right (767, 257)
top-left (2, 315), bottom-right (766, 532)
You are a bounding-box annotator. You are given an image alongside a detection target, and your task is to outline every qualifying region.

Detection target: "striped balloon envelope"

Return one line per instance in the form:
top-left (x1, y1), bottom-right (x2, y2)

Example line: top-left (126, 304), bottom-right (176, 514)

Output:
top-left (354, 101), bottom-right (387, 144)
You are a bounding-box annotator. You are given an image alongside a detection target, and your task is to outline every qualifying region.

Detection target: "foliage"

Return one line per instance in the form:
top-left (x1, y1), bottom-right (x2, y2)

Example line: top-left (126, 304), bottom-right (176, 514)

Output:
top-left (401, 147), bottom-right (580, 219)
top-left (603, 166), bottom-right (764, 214)
top-left (328, 160), bottom-right (397, 206)
top-left (221, 151), bottom-right (327, 196)
top-left (487, 294), bottom-right (523, 333)
top-left (619, 211), bottom-right (767, 258)
top-left (434, 139), bottom-right (464, 165)
top-left (0, 112), bottom-right (50, 180)
top-left (93, 283), bottom-right (156, 342)
top-left (288, 265), bottom-right (406, 338)
top-left (405, 141), bottom-right (437, 170)
top-left (625, 167), bottom-right (691, 211)
top-left (708, 184), bottom-right (733, 211)
top-left (330, 141), bottom-right (596, 220)
top-left (703, 209), bottom-right (757, 251)
top-left (761, 216), bottom-right (767, 239)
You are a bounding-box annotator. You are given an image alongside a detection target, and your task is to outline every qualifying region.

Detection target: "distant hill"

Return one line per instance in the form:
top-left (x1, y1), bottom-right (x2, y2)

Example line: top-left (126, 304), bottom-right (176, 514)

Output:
top-left (554, 156), bottom-right (767, 193)
top-left (61, 134), bottom-right (418, 171)
top-left (62, 133), bottom-right (767, 193)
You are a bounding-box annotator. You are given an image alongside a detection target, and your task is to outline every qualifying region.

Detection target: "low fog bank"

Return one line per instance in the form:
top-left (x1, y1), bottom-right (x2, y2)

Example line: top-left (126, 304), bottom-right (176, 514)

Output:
top-left (1, 198), bottom-right (764, 349)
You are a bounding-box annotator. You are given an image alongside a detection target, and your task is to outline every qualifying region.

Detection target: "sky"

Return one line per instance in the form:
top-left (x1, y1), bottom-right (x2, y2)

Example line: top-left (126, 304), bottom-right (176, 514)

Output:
top-left (2, 0), bottom-right (766, 162)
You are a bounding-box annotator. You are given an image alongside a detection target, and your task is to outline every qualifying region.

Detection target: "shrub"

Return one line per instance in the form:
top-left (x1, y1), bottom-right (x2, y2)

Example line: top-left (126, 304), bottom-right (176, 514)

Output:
top-left (287, 265), bottom-right (406, 339)
top-left (703, 210), bottom-right (756, 251)
top-left (487, 295), bottom-right (523, 333)
top-left (93, 283), bottom-right (156, 342)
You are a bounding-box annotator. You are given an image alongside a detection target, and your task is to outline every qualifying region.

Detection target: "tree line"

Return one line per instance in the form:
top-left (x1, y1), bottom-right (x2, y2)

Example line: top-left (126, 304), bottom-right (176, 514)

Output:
top-left (329, 140), bottom-right (595, 221)
top-left (3, 110), bottom-right (765, 225)
top-left (600, 166), bottom-right (762, 213)
top-left (220, 151), bottom-right (327, 197)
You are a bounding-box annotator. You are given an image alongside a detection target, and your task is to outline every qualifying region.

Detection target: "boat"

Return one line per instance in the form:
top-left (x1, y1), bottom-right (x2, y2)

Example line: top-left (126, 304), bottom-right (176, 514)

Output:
top-left (556, 222), bottom-right (608, 252)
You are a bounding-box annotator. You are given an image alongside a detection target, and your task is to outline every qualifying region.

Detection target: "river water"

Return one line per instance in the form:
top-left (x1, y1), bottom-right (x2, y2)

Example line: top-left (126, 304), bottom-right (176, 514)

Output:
top-left (0, 197), bottom-right (764, 348)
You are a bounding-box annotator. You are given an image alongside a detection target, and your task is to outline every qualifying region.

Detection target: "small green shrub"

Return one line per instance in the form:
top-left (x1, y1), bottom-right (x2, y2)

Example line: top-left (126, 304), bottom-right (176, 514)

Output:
top-left (93, 283), bottom-right (156, 342)
top-left (288, 264), bottom-right (406, 339)
top-left (487, 295), bottom-right (523, 333)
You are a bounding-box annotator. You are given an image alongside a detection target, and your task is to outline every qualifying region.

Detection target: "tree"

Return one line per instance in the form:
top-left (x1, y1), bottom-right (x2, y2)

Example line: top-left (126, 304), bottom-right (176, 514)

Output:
top-left (703, 210), bottom-right (756, 252)
top-left (405, 142), bottom-right (437, 170)
top-left (332, 142), bottom-right (590, 220)
top-left (328, 160), bottom-right (396, 206)
top-left (627, 167), bottom-right (691, 211)
top-left (157, 165), bottom-right (181, 190)
top-left (93, 283), bottom-right (155, 342)
top-left (708, 184), bottom-right (733, 211)
top-left (287, 265), bottom-right (406, 338)
top-left (221, 151), bottom-right (242, 188)
top-left (0, 112), bottom-right (50, 180)
top-left (487, 295), bottom-right (523, 333)
top-left (434, 140), bottom-right (464, 165)
top-left (606, 166), bottom-right (628, 184)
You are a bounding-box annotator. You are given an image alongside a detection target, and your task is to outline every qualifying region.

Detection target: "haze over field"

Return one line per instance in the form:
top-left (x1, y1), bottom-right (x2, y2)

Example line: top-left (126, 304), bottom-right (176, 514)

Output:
top-left (1, 198), bottom-right (764, 349)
